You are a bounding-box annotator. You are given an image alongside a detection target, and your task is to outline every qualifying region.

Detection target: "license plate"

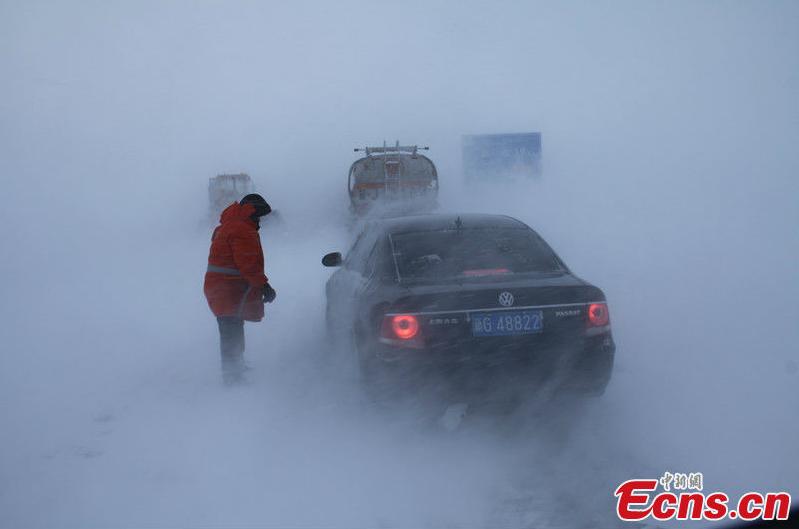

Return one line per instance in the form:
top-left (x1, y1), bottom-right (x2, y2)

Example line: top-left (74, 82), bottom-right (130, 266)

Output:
top-left (471, 310), bottom-right (543, 337)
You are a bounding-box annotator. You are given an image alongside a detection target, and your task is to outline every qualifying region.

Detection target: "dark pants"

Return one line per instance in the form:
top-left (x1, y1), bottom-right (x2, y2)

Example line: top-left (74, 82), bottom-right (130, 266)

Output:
top-left (217, 316), bottom-right (245, 374)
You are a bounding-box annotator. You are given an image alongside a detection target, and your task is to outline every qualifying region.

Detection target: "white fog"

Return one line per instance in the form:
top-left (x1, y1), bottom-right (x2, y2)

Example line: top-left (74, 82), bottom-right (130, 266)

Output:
top-left (1, 1), bottom-right (797, 527)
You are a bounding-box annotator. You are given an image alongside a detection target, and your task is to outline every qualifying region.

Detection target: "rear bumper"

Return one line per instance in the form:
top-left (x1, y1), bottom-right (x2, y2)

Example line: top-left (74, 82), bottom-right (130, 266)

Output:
top-left (363, 332), bottom-right (615, 398)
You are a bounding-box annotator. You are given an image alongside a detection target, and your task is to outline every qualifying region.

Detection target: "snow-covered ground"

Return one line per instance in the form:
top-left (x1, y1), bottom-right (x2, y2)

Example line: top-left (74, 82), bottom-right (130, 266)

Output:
top-left (1, 163), bottom-right (796, 527)
top-left (2, 2), bottom-right (797, 527)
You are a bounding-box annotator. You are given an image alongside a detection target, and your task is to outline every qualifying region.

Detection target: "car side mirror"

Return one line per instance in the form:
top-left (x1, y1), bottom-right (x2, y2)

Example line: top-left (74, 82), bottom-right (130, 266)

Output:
top-left (322, 252), bottom-right (342, 267)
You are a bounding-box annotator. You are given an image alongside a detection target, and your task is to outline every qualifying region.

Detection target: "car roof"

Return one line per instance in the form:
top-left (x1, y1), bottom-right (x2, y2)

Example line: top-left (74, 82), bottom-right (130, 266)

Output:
top-left (370, 213), bottom-right (530, 235)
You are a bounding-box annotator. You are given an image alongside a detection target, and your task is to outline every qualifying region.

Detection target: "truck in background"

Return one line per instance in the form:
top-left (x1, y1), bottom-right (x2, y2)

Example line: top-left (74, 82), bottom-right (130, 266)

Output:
top-left (348, 141), bottom-right (438, 216)
top-left (208, 173), bottom-right (255, 220)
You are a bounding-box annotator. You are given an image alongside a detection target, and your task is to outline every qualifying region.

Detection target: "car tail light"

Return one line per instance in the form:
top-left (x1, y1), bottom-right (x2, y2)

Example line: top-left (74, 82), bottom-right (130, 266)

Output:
top-left (587, 303), bottom-right (610, 327)
top-left (390, 314), bottom-right (419, 340)
top-left (383, 314), bottom-right (419, 340)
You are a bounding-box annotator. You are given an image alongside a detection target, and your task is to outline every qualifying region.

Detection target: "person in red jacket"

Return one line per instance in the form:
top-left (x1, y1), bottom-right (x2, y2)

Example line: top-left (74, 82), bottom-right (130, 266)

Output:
top-left (204, 194), bottom-right (276, 383)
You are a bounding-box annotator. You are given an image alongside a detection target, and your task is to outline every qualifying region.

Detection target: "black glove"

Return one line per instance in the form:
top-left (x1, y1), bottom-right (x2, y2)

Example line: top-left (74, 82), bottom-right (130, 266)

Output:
top-left (262, 283), bottom-right (276, 303)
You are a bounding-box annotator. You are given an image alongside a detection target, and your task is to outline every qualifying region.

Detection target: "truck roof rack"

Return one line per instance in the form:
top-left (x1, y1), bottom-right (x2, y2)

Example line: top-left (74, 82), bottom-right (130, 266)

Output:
top-left (354, 140), bottom-right (429, 157)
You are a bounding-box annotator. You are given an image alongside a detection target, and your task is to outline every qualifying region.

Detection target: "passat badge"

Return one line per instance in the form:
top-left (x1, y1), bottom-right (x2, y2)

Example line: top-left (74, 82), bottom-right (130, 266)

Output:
top-left (498, 291), bottom-right (515, 307)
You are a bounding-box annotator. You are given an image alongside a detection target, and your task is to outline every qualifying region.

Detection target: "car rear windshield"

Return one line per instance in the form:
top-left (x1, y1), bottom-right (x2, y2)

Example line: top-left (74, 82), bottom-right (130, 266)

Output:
top-left (390, 228), bottom-right (563, 280)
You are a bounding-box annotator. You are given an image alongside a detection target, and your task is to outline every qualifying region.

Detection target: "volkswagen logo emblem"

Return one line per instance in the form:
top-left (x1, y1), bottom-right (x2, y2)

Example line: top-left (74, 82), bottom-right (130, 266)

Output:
top-left (498, 291), bottom-right (515, 307)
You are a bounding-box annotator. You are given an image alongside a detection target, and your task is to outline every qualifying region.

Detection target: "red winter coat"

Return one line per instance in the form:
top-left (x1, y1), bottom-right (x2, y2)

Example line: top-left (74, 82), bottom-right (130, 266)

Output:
top-left (204, 202), bottom-right (268, 322)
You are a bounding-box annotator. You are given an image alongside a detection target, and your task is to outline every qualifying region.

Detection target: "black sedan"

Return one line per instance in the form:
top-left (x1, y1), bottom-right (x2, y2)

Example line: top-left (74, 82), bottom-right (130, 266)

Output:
top-left (322, 213), bottom-right (615, 404)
